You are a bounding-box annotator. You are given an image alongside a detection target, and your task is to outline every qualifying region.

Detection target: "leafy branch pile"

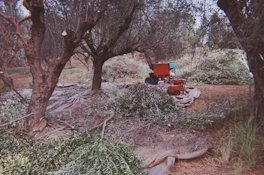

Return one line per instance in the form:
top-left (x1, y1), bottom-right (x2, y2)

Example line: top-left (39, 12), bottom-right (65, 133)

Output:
top-left (111, 85), bottom-right (241, 128)
top-left (180, 50), bottom-right (252, 85)
top-left (111, 84), bottom-right (183, 122)
top-left (0, 133), bottom-right (142, 175)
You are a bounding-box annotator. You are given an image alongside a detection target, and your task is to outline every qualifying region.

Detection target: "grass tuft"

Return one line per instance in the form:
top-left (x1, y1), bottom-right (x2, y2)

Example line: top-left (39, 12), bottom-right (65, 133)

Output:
top-left (219, 132), bottom-right (234, 163)
top-left (233, 121), bottom-right (256, 166)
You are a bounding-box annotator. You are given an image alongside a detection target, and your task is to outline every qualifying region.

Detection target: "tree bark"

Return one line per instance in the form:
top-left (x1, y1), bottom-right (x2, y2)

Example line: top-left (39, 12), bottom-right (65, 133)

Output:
top-left (92, 59), bottom-right (105, 90)
top-left (248, 53), bottom-right (264, 118)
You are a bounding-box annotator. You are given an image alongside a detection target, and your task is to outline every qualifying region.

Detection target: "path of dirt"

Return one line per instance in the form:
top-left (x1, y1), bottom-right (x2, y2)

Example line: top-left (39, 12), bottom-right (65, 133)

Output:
top-left (187, 84), bottom-right (252, 112)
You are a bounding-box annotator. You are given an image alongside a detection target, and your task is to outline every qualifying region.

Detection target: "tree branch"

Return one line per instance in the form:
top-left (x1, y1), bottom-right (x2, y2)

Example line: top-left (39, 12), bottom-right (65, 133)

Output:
top-left (217, 0), bottom-right (244, 37)
top-left (19, 16), bottom-right (31, 24)
top-left (0, 12), bottom-right (27, 47)
top-left (73, 0), bottom-right (108, 46)
top-left (102, 2), bottom-right (139, 55)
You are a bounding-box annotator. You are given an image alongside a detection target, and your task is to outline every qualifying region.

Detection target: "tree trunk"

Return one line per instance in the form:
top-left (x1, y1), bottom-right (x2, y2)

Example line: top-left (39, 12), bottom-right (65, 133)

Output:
top-left (254, 79), bottom-right (264, 118)
top-left (248, 54), bottom-right (264, 118)
top-left (19, 73), bottom-right (51, 132)
top-left (26, 90), bottom-right (49, 132)
top-left (92, 59), bottom-right (104, 90)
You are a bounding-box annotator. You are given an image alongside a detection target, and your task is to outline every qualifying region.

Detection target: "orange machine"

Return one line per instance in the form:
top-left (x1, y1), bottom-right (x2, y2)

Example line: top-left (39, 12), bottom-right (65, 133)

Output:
top-left (144, 54), bottom-right (185, 95)
top-left (145, 63), bottom-right (176, 84)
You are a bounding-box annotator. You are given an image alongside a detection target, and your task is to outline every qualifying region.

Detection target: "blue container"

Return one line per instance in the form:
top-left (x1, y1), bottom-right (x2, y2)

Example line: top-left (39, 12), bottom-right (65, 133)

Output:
top-left (169, 62), bottom-right (176, 70)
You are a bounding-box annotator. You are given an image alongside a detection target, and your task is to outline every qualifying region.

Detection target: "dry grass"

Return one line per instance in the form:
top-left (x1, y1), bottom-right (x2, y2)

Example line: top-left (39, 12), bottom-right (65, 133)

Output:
top-left (219, 132), bottom-right (234, 163)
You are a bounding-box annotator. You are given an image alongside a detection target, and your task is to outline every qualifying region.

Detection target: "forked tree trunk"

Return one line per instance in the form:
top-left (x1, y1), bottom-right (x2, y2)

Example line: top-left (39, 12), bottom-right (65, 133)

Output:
top-left (92, 59), bottom-right (105, 90)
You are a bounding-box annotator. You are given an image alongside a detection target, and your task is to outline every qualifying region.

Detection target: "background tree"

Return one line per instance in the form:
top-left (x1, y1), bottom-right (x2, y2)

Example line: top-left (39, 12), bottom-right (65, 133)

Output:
top-left (0, 0), bottom-right (23, 73)
top-left (79, 0), bottom-right (197, 90)
top-left (207, 12), bottom-right (239, 49)
top-left (0, 0), bottom-right (26, 95)
top-left (217, 0), bottom-right (264, 118)
top-left (79, 0), bottom-right (141, 90)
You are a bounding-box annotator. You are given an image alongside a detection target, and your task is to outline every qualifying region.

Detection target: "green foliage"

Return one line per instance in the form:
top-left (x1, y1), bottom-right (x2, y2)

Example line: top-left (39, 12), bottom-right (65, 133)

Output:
top-left (0, 133), bottom-right (142, 175)
top-left (0, 154), bottom-right (32, 175)
top-left (111, 83), bottom-right (182, 122)
top-left (110, 84), bottom-right (236, 127)
top-left (0, 98), bottom-right (27, 127)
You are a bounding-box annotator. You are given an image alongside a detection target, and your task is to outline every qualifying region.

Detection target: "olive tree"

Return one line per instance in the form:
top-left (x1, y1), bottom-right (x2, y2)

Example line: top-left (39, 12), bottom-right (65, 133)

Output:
top-left (217, 0), bottom-right (264, 117)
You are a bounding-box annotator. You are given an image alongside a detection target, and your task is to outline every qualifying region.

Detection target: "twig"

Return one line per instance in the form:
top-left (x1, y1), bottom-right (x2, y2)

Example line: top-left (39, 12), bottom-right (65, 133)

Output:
top-left (36, 126), bottom-right (67, 140)
top-left (19, 16), bottom-right (31, 24)
top-left (0, 113), bottom-right (33, 128)
top-left (101, 116), bottom-right (113, 139)
top-left (0, 12), bottom-right (27, 47)
top-left (56, 119), bottom-right (75, 130)
top-left (89, 115), bottom-right (113, 133)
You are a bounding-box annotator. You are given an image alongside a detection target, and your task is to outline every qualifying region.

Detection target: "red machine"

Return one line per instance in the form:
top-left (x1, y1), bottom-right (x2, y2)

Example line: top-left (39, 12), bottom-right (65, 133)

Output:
top-left (144, 54), bottom-right (185, 95)
top-left (167, 79), bottom-right (186, 95)
top-left (145, 63), bottom-right (172, 84)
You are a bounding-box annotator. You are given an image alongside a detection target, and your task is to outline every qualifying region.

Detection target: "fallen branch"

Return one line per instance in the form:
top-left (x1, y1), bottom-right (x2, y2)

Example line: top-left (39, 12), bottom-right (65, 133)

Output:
top-left (56, 83), bottom-right (76, 88)
top-left (36, 126), bottom-right (67, 140)
top-left (0, 113), bottom-right (33, 128)
top-left (101, 116), bottom-right (113, 139)
top-left (56, 119), bottom-right (75, 130)
top-left (89, 115), bottom-right (113, 133)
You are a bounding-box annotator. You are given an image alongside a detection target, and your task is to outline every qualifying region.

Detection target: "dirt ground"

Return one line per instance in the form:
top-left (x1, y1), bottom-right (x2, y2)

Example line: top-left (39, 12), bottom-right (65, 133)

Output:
top-left (1, 61), bottom-right (263, 175)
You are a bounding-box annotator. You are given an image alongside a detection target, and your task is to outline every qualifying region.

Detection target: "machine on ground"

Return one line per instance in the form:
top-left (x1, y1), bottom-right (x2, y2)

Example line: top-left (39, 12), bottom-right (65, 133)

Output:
top-left (144, 54), bottom-right (186, 95)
